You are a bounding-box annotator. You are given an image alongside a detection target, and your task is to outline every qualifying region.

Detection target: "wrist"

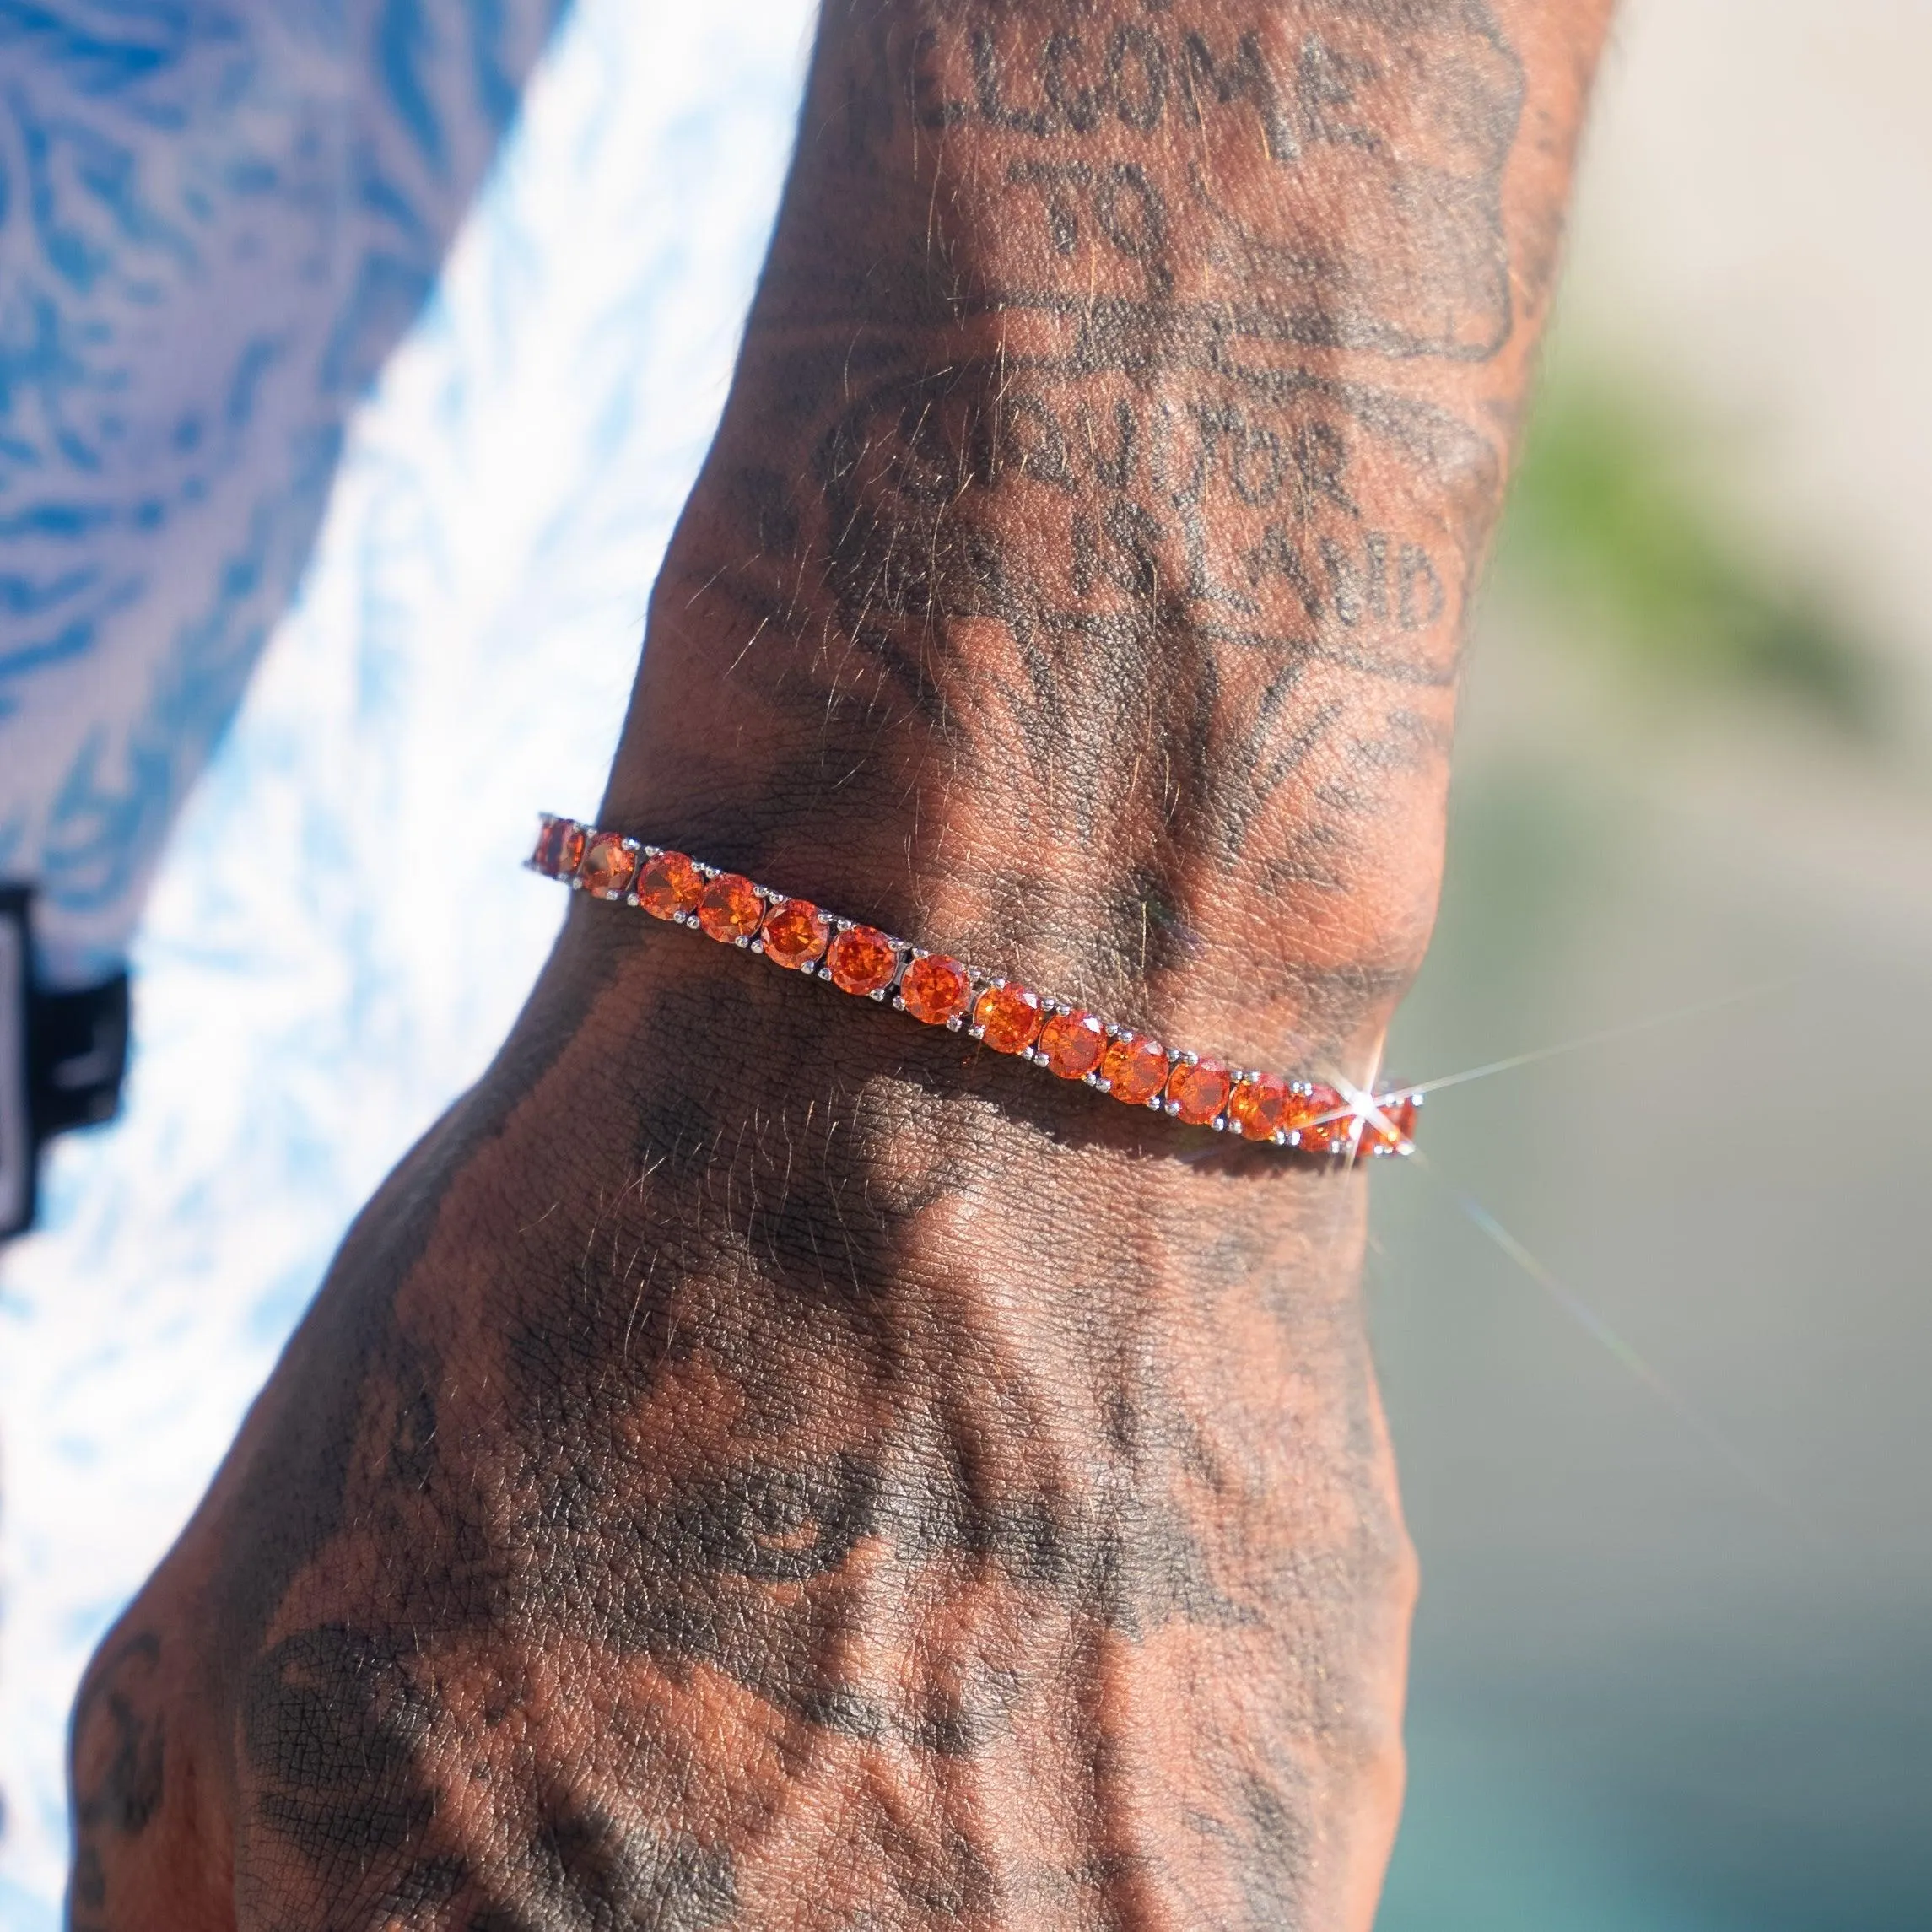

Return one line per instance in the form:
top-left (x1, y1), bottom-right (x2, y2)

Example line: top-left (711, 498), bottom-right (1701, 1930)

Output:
top-left (224, 948), bottom-right (1412, 1929)
top-left (601, 472), bottom-right (1450, 1081)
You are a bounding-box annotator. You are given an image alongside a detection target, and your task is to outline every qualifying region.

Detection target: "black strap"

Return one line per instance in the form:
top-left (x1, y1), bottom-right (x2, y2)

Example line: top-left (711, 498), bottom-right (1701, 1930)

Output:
top-left (0, 888), bottom-right (30, 1236)
top-left (0, 886), bottom-right (131, 1238)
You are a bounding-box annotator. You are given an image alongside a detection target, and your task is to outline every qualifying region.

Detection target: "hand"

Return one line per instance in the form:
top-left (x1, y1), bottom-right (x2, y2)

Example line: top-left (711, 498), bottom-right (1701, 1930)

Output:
top-left (71, 906), bottom-right (1412, 1928)
top-left (69, 3), bottom-right (1609, 1924)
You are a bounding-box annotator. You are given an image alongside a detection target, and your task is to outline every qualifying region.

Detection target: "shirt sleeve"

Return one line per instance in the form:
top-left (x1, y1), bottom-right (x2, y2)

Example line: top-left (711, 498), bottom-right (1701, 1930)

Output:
top-left (0, 0), bottom-right (566, 992)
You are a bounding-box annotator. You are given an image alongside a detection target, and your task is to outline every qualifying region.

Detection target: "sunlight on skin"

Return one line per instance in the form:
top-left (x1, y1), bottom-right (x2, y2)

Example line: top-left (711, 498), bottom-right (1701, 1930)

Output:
top-left (61, 3), bottom-right (1631, 1920)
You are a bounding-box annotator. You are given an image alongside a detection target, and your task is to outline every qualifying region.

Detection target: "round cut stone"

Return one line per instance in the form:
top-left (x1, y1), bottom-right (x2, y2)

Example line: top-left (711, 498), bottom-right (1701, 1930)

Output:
top-left (1228, 1071), bottom-right (1290, 1141)
top-left (1358, 1090), bottom-right (1418, 1156)
top-left (636, 850), bottom-right (703, 920)
top-left (580, 833), bottom-right (639, 899)
top-left (828, 925), bottom-right (899, 996)
top-left (1039, 1008), bottom-right (1105, 1080)
top-left (1167, 1057), bottom-right (1232, 1125)
top-left (901, 953), bottom-right (972, 1026)
top-left (1284, 1082), bottom-right (1351, 1153)
top-left (1099, 1033), bottom-right (1168, 1105)
top-left (760, 898), bottom-right (831, 970)
top-left (974, 982), bottom-right (1043, 1055)
top-left (697, 872), bottom-right (763, 942)
top-left (532, 818), bottom-right (585, 877)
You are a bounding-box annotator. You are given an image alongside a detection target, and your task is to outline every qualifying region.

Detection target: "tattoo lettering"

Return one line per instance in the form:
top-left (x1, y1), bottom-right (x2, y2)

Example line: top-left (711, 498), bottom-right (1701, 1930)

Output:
top-left (694, 346), bottom-right (1489, 904)
top-left (1006, 159), bottom-right (1174, 294)
top-left (800, 0), bottom-right (1526, 359)
top-left (807, 362), bottom-right (1479, 672)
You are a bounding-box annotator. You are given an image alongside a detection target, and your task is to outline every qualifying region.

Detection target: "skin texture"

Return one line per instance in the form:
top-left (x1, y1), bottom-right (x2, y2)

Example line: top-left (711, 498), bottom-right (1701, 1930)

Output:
top-left (68, 3), bottom-right (1611, 1926)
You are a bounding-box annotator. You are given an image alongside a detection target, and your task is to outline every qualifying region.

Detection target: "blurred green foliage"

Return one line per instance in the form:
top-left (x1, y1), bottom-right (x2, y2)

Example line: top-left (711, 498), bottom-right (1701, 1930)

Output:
top-left (1490, 375), bottom-right (1882, 735)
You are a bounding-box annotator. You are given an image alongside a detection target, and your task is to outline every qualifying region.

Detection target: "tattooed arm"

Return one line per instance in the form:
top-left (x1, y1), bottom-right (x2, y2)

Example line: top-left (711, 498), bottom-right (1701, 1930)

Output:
top-left (71, 3), bottom-right (1610, 1926)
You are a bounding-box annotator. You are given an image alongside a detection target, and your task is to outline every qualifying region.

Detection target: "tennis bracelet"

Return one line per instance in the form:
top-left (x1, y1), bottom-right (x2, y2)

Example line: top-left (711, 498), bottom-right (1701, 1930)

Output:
top-left (531, 814), bottom-right (1418, 1158)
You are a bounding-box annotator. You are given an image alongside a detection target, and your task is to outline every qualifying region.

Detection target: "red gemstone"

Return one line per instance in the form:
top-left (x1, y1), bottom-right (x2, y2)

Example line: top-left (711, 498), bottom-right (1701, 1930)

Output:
top-left (900, 953), bottom-right (972, 1026)
top-left (532, 817), bottom-right (585, 877)
top-left (1283, 1082), bottom-right (1351, 1153)
top-left (580, 832), bottom-right (638, 898)
top-left (635, 850), bottom-right (702, 920)
top-left (827, 925), bottom-right (900, 996)
top-left (1099, 1033), bottom-right (1168, 1106)
top-left (1166, 1057), bottom-right (1232, 1125)
top-left (1038, 1009), bottom-right (1105, 1080)
top-left (759, 898), bottom-right (831, 970)
top-left (974, 983), bottom-right (1043, 1055)
top-left (1228, 1071), bottom-right (1289, 1142)
top-left (697, 872), bottom-right (763, 942)
top-left (1358, 1091), bottom-right (1419, 1157)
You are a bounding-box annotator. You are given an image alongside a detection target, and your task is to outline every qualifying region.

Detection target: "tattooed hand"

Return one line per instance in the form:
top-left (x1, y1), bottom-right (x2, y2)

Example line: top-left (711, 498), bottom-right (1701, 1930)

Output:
top-left (70, 3), bottom-right (1608, 1925)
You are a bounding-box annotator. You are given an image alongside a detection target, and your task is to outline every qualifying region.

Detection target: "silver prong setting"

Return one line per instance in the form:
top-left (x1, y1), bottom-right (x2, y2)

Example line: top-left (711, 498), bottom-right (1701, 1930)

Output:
top-left (538, 814), bottom-right (1420, 1168)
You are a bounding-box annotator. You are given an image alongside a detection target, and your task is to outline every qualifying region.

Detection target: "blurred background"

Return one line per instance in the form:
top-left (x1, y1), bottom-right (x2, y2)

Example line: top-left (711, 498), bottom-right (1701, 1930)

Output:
top-left (1373, 5), bottom-right (1932, 1922)
top-left (2, 0), bottom-right (1928, 1924)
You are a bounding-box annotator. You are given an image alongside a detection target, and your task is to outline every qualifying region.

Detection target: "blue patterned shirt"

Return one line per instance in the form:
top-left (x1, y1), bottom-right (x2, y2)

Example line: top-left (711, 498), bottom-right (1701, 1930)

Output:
top-left (1, 0), bottom-right (565, 989)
